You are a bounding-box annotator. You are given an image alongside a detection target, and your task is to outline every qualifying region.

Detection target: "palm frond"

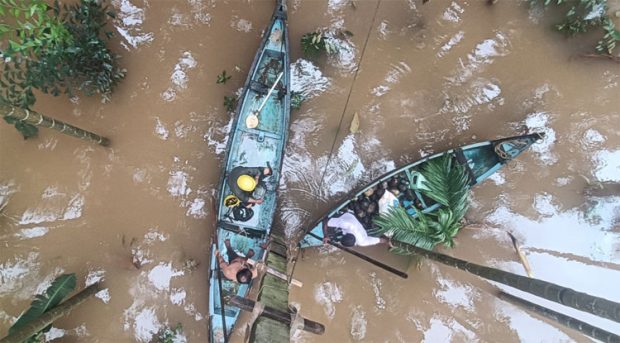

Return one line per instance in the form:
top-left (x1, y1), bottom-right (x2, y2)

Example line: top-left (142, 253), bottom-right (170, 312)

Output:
top-left (372, 207), bottom-right (441, 250)
top-left (419, 155), bottom-right (470, 220)
top-left (9, 273), bottom-right (77, 337)
top-left (429, 208), bottom-right (461, 248)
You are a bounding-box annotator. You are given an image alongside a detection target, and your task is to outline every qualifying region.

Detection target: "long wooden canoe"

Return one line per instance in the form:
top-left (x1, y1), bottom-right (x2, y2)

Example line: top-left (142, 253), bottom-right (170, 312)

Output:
top-left (208, 1), bottom-right (290, 342)
top-left (299, 133), bottom-right (543, 248)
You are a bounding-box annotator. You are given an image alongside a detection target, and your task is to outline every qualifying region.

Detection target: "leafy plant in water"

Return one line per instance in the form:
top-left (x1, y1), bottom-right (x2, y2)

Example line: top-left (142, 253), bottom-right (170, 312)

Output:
top-left (300, 30), bottom-right (339, 58)
top-left (291, 91), bottom-right (304, 110)
top-left (8, 273), bottom-right (77, 342)
top-left (372, 156), bottom-right (470, 250)
top-left (530, 0), bottom-right (620, 54)
top-left (156, 323), bottom-right (183, 343)
top-left (224, 95), bottom-right (238, 112)
top-left (216, 70), bottom-right (232, 84)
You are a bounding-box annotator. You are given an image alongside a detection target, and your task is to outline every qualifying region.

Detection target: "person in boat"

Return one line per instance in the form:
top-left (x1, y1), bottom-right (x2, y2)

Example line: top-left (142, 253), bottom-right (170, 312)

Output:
top-left (227, 165), bottom-right (273, 206)
top-left (215, 239), bottom-right (258, 284)
top-left (321, 212), bottom-right (389, 247)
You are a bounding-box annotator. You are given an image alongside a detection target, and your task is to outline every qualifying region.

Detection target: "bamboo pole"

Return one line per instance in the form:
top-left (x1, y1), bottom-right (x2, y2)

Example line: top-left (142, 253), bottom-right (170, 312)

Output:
top-left (2, 103), bottom-right (110, 146)
top-left (307, 231), bottom-right (408, 279)
top-left (391, 241), bottom-right (620, 323)
top-left (0, 283), bottom-right (101, 343)
top-left (498, 292), bottom-right (620, 343)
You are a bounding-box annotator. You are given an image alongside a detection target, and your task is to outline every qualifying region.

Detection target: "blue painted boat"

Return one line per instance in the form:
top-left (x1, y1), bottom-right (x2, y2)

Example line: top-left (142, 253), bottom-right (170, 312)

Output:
top-left (299, 133), bottom-right (543, 248)
top-left (208, 1), bottom-right (290, 342)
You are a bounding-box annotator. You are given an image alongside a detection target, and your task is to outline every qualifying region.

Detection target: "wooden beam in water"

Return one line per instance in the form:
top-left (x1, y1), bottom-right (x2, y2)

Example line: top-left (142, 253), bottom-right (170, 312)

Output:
top-left (229, 296), bottom-right (325, 335)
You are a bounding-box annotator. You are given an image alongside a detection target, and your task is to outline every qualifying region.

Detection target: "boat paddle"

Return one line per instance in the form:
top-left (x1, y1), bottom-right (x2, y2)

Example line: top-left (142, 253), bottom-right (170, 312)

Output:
top-left (307, 231), bottom-right (408, 279)
top-left (246, 71), bottom-right (283, 129)
top-left (210, 198), bottom-right (229, 343)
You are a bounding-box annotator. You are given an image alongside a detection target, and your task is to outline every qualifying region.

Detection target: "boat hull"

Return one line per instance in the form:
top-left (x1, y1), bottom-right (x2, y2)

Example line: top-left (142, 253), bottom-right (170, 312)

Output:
top-left (208, 1), bottom-right (290, 342)
top-left (299, 133), bottom-right (543, 248)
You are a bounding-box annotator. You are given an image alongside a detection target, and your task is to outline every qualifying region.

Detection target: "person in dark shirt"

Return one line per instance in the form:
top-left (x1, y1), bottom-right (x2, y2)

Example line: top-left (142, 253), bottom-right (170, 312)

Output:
top-left (227, 166), bottom-right (272, 205)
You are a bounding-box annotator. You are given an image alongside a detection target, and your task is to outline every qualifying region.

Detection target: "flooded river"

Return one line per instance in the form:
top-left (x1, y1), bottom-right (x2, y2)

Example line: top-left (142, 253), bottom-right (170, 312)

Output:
top-left (1, 0), bottom-right (619, 342)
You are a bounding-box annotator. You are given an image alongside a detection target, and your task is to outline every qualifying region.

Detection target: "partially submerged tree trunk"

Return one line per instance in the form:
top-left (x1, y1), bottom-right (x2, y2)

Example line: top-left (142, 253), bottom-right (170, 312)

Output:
top-left (0, 283), bottom-right (101, 343)
top-left (584, 181), bottom-right (620, 197)
top-left (391, 241), bottom-right (620, 323)
top-left (2, 103), bottom-right (110, 146)
top-left (498, 292), bottom-right (620, 343)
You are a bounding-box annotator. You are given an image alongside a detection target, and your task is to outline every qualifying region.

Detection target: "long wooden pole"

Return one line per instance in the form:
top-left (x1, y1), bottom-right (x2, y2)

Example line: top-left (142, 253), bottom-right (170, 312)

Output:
top-left (392, 241), bottom-right (620, 323)
top-left (210, 196), bottom-right (228, 343)
top-left (498, 292), bottom-right (620, 343)
top-left (307, 232), bottom-right (408, 279)
top-left (2, 103), bottom-right (110, 146)
top-left (0, 283), bottom-right (101, 343)
top-left (228, 296), bottom-right (325, 335)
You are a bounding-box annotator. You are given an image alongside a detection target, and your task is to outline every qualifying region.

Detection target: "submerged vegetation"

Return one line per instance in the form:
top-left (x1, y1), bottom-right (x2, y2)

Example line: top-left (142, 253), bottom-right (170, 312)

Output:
top-left (530, 0), bottom-right (620, 55)
top-left (373, 156), bottom-right (470, 252)
top-left (300, 30), bottom-right (345, 58)
top-left (1, 0), bottom-right (124, 139)
top-left (290, 91), bottom-right (303, 110)
top-left (155, 323), bottom-right (183, 343)
top-left (223, 94), bottom-right (238, 112)
top-left (216, 70), bottom-right (231, 84)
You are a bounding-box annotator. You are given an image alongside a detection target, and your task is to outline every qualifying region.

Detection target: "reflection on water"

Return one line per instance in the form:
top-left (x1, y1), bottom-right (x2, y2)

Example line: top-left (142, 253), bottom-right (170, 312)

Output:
top-left (1, 0), bottom-right (619, 342)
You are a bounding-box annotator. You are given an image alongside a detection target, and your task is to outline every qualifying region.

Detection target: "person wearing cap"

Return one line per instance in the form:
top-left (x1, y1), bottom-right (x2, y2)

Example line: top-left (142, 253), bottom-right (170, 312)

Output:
top-left (227, 165), bottom-right (272, 206)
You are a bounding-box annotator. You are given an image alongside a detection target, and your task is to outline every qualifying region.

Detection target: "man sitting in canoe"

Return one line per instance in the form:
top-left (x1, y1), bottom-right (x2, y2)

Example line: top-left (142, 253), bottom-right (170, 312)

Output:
top-left (322, 212), bottom-right (389, 247)
top-left (227, 165), bottom-right (273, 206)
top-left (215, 239), bottom-right (258, 284)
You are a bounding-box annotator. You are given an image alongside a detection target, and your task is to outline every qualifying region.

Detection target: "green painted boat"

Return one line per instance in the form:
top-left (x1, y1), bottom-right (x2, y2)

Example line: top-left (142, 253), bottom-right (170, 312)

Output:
top-left (299, 133), bottom-right (544, 248)
top-left (208, 1), bottom-right (290, 342)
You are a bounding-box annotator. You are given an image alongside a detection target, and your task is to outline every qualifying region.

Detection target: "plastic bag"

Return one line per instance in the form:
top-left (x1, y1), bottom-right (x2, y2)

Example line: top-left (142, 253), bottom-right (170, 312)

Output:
top-left (378, 190), bottom-right (399, 215)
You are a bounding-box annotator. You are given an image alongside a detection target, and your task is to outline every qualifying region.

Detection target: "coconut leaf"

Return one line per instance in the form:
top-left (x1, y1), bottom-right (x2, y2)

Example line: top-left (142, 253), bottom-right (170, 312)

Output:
top-left (372, 207), bottom-right (441, 250)
top-left (418, 155), bottom-right (469, 220)
top-left (430, 208), bottom-right (461, 248)
top-left (9, 273), bottom-right (77, 337)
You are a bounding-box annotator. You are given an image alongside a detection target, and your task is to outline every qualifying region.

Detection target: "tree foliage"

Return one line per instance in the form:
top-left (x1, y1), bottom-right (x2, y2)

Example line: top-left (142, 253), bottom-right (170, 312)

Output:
top-left (8, 273), bottom-right (77, 342)
top-left (531, 0), bottom-right (620, 54)
top-left (0, 0), bottom-right (125, 138)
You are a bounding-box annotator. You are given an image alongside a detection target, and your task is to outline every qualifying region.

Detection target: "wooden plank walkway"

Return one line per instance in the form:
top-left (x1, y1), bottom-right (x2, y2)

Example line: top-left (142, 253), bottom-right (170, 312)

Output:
top-left (251, 234), bottom-right (290, 342)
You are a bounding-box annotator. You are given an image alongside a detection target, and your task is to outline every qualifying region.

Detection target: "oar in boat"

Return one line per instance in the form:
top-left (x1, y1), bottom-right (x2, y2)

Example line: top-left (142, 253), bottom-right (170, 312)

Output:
top-left (306, 231), bottom-right (408, 279)
top-left (245, 72), bottom-right (283, 129)
top-left (211, 198), bottom-right (228, 343)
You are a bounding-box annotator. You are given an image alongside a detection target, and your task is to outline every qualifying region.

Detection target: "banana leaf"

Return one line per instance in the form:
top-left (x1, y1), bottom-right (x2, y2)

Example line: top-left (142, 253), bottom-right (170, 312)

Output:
top-left (8, 273), bottom-right (77, 340)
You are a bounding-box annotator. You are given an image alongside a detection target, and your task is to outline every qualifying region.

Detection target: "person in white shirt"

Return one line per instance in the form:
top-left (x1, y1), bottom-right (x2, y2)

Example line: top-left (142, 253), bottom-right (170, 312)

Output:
top-left (321, 212), bottom-right (388, 247)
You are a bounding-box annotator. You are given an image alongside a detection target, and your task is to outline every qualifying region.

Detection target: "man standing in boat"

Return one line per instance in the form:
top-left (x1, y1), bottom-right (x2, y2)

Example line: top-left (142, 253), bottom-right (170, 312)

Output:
top-left (227, 165), bottom-right (272, 206)
top-left (322, 212), bottom-right (389, 247)
top-left (215, 239), bottom-right (257, 284)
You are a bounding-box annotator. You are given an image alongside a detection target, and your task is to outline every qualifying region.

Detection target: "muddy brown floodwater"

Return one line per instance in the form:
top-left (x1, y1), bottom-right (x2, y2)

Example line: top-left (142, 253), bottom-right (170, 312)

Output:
top-left (1, 0), bottom-right (619, 342)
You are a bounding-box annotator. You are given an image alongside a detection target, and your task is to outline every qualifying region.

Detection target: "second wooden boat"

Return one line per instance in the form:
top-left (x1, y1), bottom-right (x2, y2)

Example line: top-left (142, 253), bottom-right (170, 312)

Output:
top-left (300, 133), bottom-right (543, 248)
